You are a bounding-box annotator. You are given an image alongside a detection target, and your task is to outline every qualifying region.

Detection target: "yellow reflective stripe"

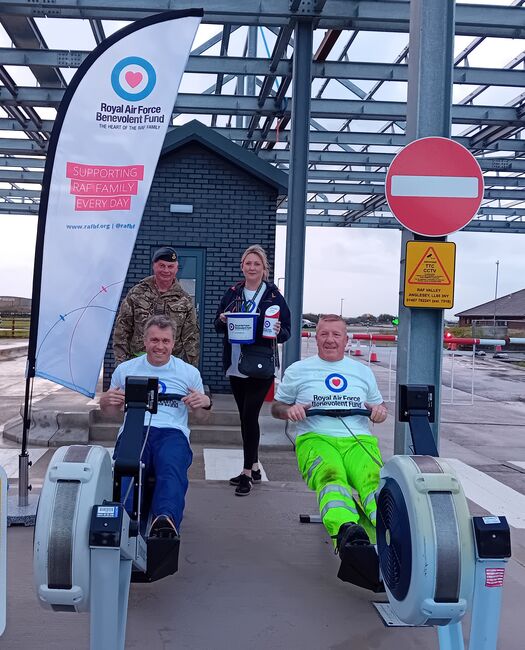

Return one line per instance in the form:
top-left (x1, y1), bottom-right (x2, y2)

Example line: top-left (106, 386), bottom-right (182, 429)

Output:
top-left (362, 491), bottom-right (376, 508)
top-left (318, 484), bottom-right (352, 504)
top-left (320, 500), bottom-right (358, 519)
top-left (306, 456), bottom-right (322, 482)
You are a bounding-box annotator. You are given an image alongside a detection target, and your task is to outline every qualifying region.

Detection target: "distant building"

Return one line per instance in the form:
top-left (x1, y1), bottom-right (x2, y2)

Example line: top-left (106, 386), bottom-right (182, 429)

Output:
top-left (455, 289), bottom-right (525, 332)
top-left (0, 296), bottom-right (31, 315)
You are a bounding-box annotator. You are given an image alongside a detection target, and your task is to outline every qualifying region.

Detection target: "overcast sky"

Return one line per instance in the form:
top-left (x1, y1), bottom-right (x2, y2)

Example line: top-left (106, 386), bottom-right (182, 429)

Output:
top-left (0, 0), bottom-right (522, 320)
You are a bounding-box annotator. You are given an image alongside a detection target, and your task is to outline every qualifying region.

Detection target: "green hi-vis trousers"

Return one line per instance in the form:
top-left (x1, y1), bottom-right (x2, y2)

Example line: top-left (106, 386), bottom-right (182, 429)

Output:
top-left (295, 432), bottom-right (382, 544)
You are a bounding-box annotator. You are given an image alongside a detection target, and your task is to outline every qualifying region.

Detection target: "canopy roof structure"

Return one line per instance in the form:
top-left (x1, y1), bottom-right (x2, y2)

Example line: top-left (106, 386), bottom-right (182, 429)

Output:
top-left (0, 0), bottom-right (524, 232)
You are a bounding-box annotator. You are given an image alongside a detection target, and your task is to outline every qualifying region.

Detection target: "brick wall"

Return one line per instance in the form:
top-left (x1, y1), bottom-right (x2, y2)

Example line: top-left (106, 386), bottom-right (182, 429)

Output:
top-left (104, 141), bottom-right (278, 393)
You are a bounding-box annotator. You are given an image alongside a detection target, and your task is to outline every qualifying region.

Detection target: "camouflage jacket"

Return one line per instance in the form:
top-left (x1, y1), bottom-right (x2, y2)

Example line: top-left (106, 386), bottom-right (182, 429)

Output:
top-left (113, 276), bottom-right (200, 366)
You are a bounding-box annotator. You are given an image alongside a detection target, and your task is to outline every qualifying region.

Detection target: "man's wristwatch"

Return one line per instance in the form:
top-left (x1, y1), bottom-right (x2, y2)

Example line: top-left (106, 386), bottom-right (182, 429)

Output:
top-left (203, 396), bottom-right (212, 410)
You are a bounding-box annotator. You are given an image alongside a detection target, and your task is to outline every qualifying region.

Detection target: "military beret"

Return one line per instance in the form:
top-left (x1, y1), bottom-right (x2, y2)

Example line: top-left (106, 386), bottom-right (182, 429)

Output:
top-left (152, 246), bottom-right (178, 263)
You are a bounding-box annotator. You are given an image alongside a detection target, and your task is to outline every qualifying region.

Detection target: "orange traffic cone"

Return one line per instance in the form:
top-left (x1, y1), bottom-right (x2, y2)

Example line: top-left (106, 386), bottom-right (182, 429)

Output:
top-left (354, 342), bottom-right (363, 357)
top-left (495, 344), bottom-right (502, 352)
top-left (370, 344), bottom-right (379, 363)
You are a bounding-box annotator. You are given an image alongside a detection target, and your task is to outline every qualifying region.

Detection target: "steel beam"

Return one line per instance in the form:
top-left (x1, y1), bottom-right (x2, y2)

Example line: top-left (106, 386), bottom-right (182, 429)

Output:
top-left (282, 18), bottom-right (313, 370)
top-left (3, 47), bottom-right (523, 90)
top-left (2, 120), bottom-right (525, 156)
top-left (0, 202), bottom-right (39, 214)
top-left (0, 156), bottom-right (45, 167)
top-left (1, 88), bottom-right (520, 125)
top-left (3, 202), bottom-right (525, 231)
top-left (1, 167), bottom-right (524, 201)
top-left (0, 1), bottom-right (524, 38)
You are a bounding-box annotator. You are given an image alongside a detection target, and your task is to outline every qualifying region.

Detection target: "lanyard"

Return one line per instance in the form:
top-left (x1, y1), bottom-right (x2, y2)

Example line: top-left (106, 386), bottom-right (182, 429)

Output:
top-left (241, 282), bottom-right (264, 313)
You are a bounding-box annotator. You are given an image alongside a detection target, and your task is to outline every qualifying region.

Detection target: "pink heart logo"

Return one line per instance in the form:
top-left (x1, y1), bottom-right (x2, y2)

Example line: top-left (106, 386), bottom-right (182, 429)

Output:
top-left (332, 378), bottom-right (341, 387)
top-left (125, 71), bottom-right (143, 88)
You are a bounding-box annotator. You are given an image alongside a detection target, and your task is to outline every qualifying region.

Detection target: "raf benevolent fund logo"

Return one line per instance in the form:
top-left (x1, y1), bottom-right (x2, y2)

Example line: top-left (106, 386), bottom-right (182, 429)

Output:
top-left (324, 373), bottom-right (348, 393)
top-left (111, 56), bottom-right (156, 101)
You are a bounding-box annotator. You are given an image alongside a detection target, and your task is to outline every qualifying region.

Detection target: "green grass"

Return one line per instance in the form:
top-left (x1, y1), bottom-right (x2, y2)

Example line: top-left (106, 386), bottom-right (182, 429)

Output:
top-left (0, 317), bottom-right (30, 338)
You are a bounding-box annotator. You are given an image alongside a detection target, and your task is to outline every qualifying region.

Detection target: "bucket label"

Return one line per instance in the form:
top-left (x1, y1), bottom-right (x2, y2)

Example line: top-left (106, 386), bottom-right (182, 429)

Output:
top-left (226, 312), bottom-right (258, 344)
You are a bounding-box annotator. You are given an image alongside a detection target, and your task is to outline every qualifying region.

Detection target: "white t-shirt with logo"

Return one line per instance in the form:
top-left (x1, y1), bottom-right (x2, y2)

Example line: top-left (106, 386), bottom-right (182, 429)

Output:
top-left (110, 355), bottom-right (204, 439)
top-left (226, 282), bottom-right (266, 378)
top-left (275, 355), bottom-right (383, 438)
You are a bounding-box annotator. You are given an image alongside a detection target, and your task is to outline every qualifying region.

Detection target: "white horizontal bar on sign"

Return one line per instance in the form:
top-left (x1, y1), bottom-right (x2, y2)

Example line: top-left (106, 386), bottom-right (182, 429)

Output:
top-left (445, 458), bottom-right (525, 529)
top-left (390, 175), bottom-right (479, 198)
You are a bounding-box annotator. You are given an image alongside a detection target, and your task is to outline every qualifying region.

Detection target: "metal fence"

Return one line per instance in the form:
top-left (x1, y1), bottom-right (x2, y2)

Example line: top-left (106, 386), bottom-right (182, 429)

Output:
top-left (0, 317), bottom-right (30, 338)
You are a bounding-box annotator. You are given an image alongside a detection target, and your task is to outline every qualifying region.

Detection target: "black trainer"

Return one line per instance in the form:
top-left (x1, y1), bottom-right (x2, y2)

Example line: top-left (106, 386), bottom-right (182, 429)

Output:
top-left (234, 473), bottom-right (253, 496)
top-left (336, 522), bottom-right (370, 559)
top-left (229, 469), bottom-right (261, 485)
top-left (149, 515), bottom-right (179, 539)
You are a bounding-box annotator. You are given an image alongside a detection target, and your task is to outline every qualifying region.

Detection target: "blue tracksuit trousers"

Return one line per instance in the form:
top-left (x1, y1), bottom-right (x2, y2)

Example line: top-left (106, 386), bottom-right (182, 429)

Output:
top-left (117, 426), bottom-right (193, 530)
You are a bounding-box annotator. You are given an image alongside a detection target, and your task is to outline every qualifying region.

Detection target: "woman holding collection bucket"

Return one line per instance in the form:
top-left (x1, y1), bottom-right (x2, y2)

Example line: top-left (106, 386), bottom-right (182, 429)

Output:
top-left (214, 244), bottom-right (291, 496)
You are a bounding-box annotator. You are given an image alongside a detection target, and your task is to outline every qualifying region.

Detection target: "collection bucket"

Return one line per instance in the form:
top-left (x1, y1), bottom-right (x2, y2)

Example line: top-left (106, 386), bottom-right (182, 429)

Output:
top-left (226, 312), bottom-right (259, 344)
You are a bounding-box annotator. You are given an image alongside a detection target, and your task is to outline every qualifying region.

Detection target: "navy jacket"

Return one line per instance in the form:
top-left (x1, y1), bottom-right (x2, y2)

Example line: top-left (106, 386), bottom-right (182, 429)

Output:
top-left (214, 281), bottom-right (292, 373)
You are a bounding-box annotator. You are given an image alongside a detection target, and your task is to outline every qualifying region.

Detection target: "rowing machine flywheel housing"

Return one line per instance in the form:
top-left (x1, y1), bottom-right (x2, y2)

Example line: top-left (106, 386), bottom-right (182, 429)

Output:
top-left (34, 445), bottom-right (112, 612)
top-left (376, 455), bottom-right (475, 626)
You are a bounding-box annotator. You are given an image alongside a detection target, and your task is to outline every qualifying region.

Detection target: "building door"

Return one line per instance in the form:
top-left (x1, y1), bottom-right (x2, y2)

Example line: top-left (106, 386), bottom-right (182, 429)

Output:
top-left (158, 247), bottom-right (205, 367)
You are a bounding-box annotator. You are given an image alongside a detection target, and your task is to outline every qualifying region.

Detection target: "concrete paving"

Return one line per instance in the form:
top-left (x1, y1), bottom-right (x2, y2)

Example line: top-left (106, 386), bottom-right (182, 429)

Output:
top-left (0, 341), bottom-right (524, 649)
top-left (0, 339), bottom-right (27, 361)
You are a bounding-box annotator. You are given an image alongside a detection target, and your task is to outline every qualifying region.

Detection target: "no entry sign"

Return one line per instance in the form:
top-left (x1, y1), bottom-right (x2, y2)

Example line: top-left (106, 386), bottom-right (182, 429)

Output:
top-left (385, 137), bottom-right (484, 237)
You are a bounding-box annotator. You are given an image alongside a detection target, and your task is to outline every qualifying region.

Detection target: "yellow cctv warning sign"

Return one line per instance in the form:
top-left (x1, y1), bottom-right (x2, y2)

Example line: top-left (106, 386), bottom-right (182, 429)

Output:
top-left (404, 241), bottom-right (456, 309)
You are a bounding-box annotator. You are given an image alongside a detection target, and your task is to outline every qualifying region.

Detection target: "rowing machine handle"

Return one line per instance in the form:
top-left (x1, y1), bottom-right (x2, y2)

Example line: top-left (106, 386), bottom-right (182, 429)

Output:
top-left (305, 408), bottom-right (372, 418)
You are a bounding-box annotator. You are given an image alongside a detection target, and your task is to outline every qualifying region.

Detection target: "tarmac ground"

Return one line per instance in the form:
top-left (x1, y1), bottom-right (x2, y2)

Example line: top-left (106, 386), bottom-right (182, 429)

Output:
top-left (0, 339), bottom-right (524, 649)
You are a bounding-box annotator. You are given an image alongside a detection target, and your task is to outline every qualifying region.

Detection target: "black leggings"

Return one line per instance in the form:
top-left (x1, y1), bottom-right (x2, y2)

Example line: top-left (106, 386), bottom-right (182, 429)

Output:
top-left (230, 375), bottom-right (274, 470)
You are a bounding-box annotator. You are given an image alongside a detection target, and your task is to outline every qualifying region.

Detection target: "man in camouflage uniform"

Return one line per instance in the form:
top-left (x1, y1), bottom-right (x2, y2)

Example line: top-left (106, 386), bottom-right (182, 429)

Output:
top-left (113, 246), bottom-right (200, 366)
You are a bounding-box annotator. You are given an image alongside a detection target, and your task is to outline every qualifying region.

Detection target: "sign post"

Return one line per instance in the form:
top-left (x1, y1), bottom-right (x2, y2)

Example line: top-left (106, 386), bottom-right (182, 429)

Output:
top-left (385, 137), bottom-right (484, 237)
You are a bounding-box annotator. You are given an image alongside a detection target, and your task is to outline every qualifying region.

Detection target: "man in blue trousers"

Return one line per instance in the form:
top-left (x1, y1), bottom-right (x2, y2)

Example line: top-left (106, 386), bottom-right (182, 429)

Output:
top-left (100, 314), bottom-right (211, 538)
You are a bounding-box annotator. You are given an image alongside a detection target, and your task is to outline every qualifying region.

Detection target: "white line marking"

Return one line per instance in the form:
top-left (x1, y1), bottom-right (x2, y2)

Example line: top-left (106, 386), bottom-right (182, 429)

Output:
top-left (391, 175), bottom-right (479, 198)
top-left (445, 458), bottom-right (525, 529)
top-left (0, 448), bottom-right (48, 479)
top-left (203, 448), bottom-right (268, 481)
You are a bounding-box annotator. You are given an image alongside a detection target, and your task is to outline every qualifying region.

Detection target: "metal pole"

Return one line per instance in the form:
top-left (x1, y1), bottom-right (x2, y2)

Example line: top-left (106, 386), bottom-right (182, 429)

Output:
top-left (394, 0), bottom-right (456, 454)
top-left (340, 298), bottom-right (344, 317)
top-left (282, 18), bottom-right (313, 371)
top-left (450, 350), bottom-right (455, 404)
top-left (493, 260), bottom-right (500, 334)
top-left (245, 26), bottom-right (257, 128)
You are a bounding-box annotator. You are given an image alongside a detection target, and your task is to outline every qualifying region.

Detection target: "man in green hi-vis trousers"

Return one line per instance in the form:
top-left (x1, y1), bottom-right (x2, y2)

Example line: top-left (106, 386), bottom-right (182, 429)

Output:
top-left (272, 314), bottom-right (387, 563)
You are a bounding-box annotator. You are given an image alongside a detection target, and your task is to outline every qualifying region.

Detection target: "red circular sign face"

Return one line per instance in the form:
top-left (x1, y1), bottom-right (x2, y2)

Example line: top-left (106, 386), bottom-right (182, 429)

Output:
top-left (385, 137), bottom-right (484, 237)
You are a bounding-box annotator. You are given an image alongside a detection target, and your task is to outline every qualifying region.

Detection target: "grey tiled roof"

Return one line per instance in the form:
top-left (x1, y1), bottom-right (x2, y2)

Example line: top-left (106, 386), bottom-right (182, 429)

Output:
top-left (455, 288), bottom-right (525, 318)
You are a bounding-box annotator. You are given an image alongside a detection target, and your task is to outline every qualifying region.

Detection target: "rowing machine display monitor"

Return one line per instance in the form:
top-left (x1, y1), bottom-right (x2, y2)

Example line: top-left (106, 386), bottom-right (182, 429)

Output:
top-left (124, 376), bottom-right (158, 414)
top-left (398, 384), bottom-right (438, 456)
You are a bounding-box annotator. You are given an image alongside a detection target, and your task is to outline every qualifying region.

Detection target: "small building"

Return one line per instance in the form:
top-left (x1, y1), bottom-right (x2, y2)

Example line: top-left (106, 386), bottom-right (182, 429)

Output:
top-left (0, 296), bottom-right (31, 315)
top-left (455, 288), bottom-right (525, 334)
top-left (104, 120), bottom-right (288, 392)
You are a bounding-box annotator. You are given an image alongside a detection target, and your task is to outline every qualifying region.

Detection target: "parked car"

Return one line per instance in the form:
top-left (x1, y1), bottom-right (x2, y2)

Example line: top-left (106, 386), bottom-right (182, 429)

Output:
top-left (302, 319), bottom-right (316, 328)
